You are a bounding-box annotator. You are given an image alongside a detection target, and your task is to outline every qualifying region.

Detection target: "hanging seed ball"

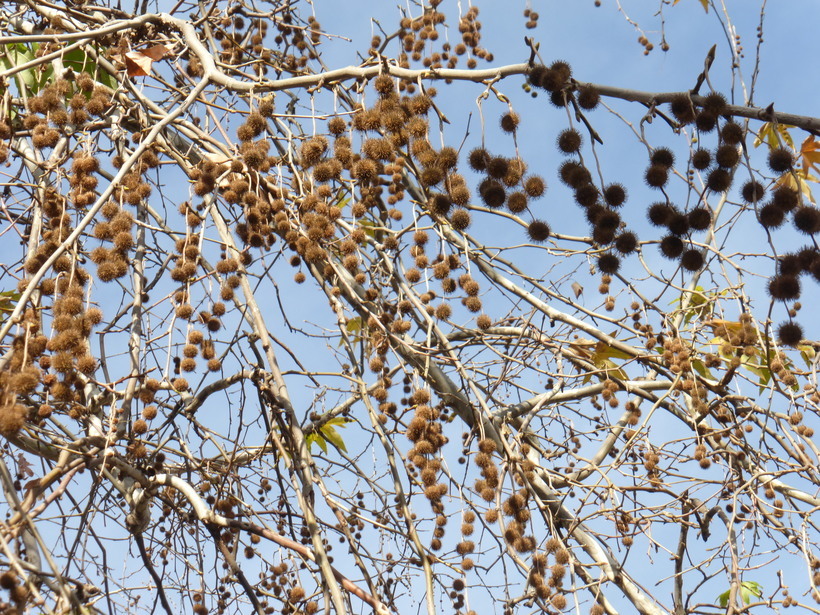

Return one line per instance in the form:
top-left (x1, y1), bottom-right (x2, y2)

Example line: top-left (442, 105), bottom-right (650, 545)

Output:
top-left (741, 180), bottom-right (765, 204)
top-left (768, 148), bottom-right (794, 173)
top-left (691, 148), bottom-right (712, 170)
top-left (615, 231), bottom-right (638, 254)
top-left (597, 252), bottom-right (620, 274)
top-left (650, 148), bottom-right (675, 169)
top-left (500, 112), bottom-right (520, 133)
top-left (557, 129), bottom-right (582, 154)
top-left (669, 93), bottom-right (696, 124)
top-left (680, 249), bottom-right (705, 271)
top-left (527, 220), bottom-right (551, 243)
top-left (777, 321), bottom-right (803, 347)
top-left (577, 85), bottom-right (600, 110)
top-left (720, 121), bottom-right (744, 145)
top-left (645, 165), bottom-right (669, 188)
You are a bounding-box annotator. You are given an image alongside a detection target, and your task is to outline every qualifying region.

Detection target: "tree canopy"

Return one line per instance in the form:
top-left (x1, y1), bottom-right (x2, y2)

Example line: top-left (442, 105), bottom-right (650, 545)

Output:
top-left (0, 1), bottom-right (819, 614)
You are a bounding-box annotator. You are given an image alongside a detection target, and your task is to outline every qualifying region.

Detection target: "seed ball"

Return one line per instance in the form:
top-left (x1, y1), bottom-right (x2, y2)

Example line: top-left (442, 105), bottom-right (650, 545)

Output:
top-left (695, 111), bottom-right (717, 133)
top-left (577, 85), bottom-right (600, 110)
top-left (702, 91), bottom-right (727, 115)
top-left (603, 183), bottom-right (627, 207)
top-left (687, 207), bottom-right (711, 230)
top-left (645, 165), bottom-right (668, 188)
top-left (741, 180), bottom-right (765, 203)
top-left (615, 231), bottom-right (638, 254)
top-left (500, 112), bottom-right (520, 133)
top-left (650, 148), bottom-right (675, 169)
top-left (669, 93), bottom-right (696, 124)
top-left (660, 235), bottom-right (684, 259)
top-left (648, 202), bottom-right (674, 227)
top-left (597, 252), bottom-right (620, 274)
top-left (768, 274), bottom-right (801, 300)
top-left (794, 206), bottom-right (820, 235)
top-left (706, 168), bottom-right (732, 192)
top-left (680, 249), bottom-right (704, 271)
top-left (720, 121), bottom-right (744, 145)
top-left (557, 129), bottom-right (582, 154)
top-left (715, 144), bottom-right (740, 168)
top-left (527, 220), bottom-right (550, 243)
top-left (777, 321), bottom-right (803, 347)
top-left (691, 148), bottom-right (712, 170)
top-left (768, 148), bottom-right (794, 173)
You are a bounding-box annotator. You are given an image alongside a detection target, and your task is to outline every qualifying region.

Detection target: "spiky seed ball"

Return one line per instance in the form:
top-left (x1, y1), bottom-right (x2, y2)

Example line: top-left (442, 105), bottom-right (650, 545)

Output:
top-left (574, 184), bottom-right (599, 207)
top-left (476, 314), bottom-right (492, 330)
top-left (507, 191), bottom-right (528, 213)
top-left (549, 90), bottom-right (567, 108)
top-left (706, 168), bottom-right (732, 192)
top-left (715, 144), bottom-right (740, 168)
top-left (450, 208), bottom-right (471, 230)
top-left (702, 91), bottom-right (727, 115)
top-left (680, 249), bottom-right (704, 271)
top-left (614, 231), bottom-right (638, 254)
top-left (667, 212), bottom-right (690, 236)
top-left (527, 64), bottom-right (548, 88)
top-left (527, 220), bottom-right (550, 242)
top-left (772, 186), bottom-right (799, 211)
top-left (779, 253), bottom-right (802, 276)
top-left (487, 156), bottom-right (509, 179)
top-left (669, 93), bottom-right (696, 124)
top-left (777, 321), bottom-right (803, 347)
top-left (592, 225), bottom-right (616, 245)
top-left (645, 165), bottom-right (668, 188)
top-left (577, 85), bottom-right (600, 110)
top-left (741, 180), bottom-right (765, 203)
top-left (374, 74), bottom-right (394, 96)
top-left (524, 175), bottom-right (546, 198)
top-left (603, 183), bottom-right (627, 207)
top-left (468, 148), bottom-right (489, 171)
top-left (597, 210), bottom-right (620, 230)
top-left (660, 235), bottom-right (684, 259)
top-left (598, 252), bottom-right (620, 274)
top-left (648, 202), bottom-right (674, 227)
top-left (559, 161), bottom-right (591, 188)
top-left (430, 193), bottom-right (452, 215)
top-left (768, 274), bottom-right (801, 300)
top-left (557, 129), bottom-right (582, 154)
top-left (479, 179), bottom-right (506, 208)
top-left (691, 148), bottom-right (712, 170)
top-left (720, 121), bottom-right (744, 145)
top-left (794, 206), bottom-right (820, 234)
top-left (500, 112), bottom-right (520, 133)
top-left (768, 148), bottom-right (794, 173)
top-left (695, 111), bottom-right (717, 133)
top-left (688, 207), bottom-right (711, 230)
top-left (651, 148), bottom-right (675, 169)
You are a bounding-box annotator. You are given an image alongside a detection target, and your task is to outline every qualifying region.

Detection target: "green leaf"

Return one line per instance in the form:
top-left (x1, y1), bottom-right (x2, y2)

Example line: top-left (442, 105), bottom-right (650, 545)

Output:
top-left (740, 581), bottom-right (763, 604)
top-left (717, 589), bottom-right (730, 608)
top-left (62, 47), bottom-right (117, 91)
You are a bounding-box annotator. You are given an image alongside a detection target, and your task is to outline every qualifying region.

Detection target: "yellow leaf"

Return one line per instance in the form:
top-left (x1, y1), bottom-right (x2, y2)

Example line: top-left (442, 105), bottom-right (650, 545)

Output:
top-left (753, 122), bottom-right (794, 149)
top-left (800, 135), bottom-right (820, 175)
top-left (775, 169), bottom-right (816, 203)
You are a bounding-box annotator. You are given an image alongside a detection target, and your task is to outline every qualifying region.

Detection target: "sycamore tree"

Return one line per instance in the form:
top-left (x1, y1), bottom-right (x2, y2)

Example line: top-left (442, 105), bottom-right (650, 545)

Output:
top-left (0, 0), bottom-right (819, 613)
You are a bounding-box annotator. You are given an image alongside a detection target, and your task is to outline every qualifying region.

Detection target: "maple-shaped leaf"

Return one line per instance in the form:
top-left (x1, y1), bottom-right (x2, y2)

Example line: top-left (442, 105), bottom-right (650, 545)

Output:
top-left (753, 121), bottom-right (794, 149)
top-left (800, 135), bottom-right (820, 175)
top-left (124, 44), bottom-right (170, 77)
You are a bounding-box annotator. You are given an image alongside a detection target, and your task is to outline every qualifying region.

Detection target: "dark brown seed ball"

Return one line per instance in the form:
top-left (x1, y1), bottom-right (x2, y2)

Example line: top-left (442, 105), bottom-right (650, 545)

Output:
top-left (603, 183), bottom-right (627, 207)
top-left (706, 168), bottom-right (732, 192)
top-left (577, 85), bottom-right (600, 110)
top-left (597, 252), bottom-right (620, 274)
top-left (660, 235), bottom-right (684, 259)
top-left (650, 148), bottom-right (675, 169)
top-left (777, 321), bottom-right (803, 347)
top-left (687, 207), bottom-right (712, 230)
top-left (702, 91), bottom-right (727, 115)
top-left (772, 187), bottom-right (799, 211)
top-left (574, 184), bottom-right (599, 207)
top-left (768, 148), bottom-right (794, 173)
top-left (559, 161), bottom-right (591, 188)
top-left (680, 249), bottom-right (704, 271)
top-left (695, 111), bottom-right (717, 133)
top-left (507, 191), bottom-right (528, 213)
top-left (648, 202), bottom-right (675, 227)
top-left (467, 148), bottom-right (489, 172)
top-left (691, 148), bottom-right (711, 170)
top-left (557, 129), bottom-right (582, 154)
top-left (715, 144), bottom-right (740, 168)
top-left (500, 112), bottom-right (520, 133)
top-left (793, 206), bottom-right (820, 235)
top-left (741, 180), bottom-right (765, 203)
top-left (527, 220), bottom-right (550, 242)
top-left (669, 94), bottom-right (696, 124)
top-left (523, 175), bottom-right (546, 198)
top-left (768, 274), bottom-right (800, 300)
top-left (615, 231), bottom-right (638, 254)
top-left (645, 165), bottom-right (668, 188)
top-left (720, 121), bottom-right (744, 145)
top-left (479, 179), bottom-right (506, 208)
